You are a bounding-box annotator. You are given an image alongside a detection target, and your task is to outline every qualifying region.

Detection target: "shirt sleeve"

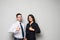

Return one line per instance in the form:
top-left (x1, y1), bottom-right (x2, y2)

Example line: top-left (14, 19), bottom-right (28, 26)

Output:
top-left (8, 24), bottom-right (19, 33)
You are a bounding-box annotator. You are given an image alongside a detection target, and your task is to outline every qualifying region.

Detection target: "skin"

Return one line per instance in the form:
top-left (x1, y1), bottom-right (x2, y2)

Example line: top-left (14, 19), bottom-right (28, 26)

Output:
top-left (16, 15), bottom-right (22, 22)
top-left (16, 15), bottom-right (26, 40)
top-left (28, 16), bottom-right (35, 31)
top-left (16, 15), bottom-right (22, 31)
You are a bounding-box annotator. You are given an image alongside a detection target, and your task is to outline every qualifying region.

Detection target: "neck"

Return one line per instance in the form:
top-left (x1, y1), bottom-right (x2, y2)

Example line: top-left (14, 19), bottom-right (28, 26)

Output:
top-left (17, 20), bottom-right (21, 22)
top-left (30, 21), bottom-right (33, 25)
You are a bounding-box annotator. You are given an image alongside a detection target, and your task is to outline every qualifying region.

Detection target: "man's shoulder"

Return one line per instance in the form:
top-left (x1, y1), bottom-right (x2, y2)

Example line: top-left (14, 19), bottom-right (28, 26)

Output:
top-left (12, 21), bottom-right (18, 26)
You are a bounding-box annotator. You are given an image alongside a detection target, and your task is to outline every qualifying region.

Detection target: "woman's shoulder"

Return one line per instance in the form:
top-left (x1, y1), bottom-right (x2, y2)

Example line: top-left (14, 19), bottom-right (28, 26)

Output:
top-left (34, 22), bottom-right (38, 25)
top-left (26, 22), bottom-right (38, 25)
top-left (26, 23), bottom-right (29, 25)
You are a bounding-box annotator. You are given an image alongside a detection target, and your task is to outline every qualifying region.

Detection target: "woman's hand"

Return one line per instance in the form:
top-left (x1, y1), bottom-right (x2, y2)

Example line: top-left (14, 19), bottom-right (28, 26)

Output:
top-left (29, 27), bottom-right (35, 31)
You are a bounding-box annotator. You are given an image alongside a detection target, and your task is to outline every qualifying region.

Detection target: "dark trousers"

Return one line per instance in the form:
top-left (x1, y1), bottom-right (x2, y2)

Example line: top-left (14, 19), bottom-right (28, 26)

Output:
top-left (14, 37), bottom-right (24, 40)
top-left (27, 38), bottom-right (36, 40)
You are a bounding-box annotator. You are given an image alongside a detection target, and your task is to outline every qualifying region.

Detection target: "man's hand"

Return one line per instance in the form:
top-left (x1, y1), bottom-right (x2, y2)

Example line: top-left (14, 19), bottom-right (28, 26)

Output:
top-left (16, 27), bottom-right (20, 31)
top-left (29, 27), bottom-right (35, 31)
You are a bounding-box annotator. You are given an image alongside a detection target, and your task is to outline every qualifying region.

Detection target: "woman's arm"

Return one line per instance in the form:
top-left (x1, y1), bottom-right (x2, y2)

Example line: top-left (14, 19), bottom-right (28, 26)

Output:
top-left (34, 23), bottom-right (41, 33)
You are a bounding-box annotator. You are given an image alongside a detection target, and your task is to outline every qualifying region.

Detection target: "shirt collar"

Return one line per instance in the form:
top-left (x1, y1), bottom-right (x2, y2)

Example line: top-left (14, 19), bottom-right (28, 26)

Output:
top-left (17, 21), bottom-right (21, 23)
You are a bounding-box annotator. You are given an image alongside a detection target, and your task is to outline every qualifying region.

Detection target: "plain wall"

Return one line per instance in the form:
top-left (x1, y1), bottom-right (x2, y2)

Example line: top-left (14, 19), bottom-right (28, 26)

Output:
top-left (0, 0), bottom-right (60, 40)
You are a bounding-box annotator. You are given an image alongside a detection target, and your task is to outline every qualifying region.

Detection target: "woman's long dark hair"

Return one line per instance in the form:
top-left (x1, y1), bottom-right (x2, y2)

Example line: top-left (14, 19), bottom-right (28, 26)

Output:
top-left (28, 14), bottom-right (36, 23)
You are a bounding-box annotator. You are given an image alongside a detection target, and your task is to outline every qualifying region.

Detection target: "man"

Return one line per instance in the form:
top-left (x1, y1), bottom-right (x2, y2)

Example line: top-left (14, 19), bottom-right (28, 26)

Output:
top-left (8, 13), bottom-right (26, 40)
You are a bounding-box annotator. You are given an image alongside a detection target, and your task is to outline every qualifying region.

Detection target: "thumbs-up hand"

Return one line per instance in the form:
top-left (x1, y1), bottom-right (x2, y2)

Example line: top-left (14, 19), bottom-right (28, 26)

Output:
top-left (16, 26), bottom-right (20, 31)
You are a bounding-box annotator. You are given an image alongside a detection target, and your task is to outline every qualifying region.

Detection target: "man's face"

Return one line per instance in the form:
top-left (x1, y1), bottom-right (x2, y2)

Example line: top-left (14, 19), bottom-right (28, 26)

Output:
top-left (16, 15), bottom-right (22, 22)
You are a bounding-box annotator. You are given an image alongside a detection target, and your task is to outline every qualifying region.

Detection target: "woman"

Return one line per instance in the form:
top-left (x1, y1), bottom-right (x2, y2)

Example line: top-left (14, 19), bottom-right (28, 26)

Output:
top-left (26, 14), bottom-right (41, 40)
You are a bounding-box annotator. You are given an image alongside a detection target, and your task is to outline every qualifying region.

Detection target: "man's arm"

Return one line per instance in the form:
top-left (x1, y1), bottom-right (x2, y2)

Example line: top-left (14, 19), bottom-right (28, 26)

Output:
top-left (8, 24), bottom-right (20, 33)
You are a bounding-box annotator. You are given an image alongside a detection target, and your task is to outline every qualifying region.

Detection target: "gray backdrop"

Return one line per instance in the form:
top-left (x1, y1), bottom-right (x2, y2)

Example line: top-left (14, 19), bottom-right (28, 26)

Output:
top-left (0, 0), bottom-right (60, 40)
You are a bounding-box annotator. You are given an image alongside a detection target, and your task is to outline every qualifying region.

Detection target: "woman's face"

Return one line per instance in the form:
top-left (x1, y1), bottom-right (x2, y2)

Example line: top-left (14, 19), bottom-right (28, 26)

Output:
top-left (28, 16), bottom-right (33, 22)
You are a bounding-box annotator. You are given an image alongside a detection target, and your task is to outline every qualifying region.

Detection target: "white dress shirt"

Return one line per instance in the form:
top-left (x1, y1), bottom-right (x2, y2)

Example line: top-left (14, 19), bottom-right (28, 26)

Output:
top-left (8, 21), bottom-right (26, 39)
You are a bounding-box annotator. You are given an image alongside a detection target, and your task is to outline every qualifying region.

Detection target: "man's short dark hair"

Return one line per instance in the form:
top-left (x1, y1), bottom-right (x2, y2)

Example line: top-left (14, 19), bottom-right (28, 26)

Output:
top-left (16, 13), bottom-right (22, 17)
